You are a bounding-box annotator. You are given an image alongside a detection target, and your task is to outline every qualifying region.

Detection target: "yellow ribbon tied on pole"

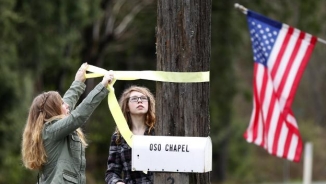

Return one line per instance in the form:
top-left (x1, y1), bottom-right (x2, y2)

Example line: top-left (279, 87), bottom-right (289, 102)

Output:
top-left (85, 65), bottom-right (210, 146)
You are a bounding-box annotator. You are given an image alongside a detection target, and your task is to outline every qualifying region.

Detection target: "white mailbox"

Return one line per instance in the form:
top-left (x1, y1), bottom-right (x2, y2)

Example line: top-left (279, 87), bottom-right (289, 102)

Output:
top-left (132, 135), bottom-right (212, 173)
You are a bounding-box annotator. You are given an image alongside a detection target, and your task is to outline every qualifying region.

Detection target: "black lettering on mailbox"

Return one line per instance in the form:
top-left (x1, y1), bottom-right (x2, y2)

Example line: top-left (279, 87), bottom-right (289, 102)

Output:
top-left (149, 143), bottom-right (161, 151)
top-left (165, 144), bottom-right (190, 152)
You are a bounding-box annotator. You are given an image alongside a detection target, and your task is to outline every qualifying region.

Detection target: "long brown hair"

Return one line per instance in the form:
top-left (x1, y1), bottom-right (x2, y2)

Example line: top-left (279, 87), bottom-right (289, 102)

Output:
top-left (116, 86), bottom-right (155, 143)
top-left (22, 91), bottom-right (87, 170)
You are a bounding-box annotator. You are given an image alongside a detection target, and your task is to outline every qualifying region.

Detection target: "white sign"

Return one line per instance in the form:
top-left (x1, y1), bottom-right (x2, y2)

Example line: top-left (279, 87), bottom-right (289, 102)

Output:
top-left (132, 135), bottom-right (212, 173)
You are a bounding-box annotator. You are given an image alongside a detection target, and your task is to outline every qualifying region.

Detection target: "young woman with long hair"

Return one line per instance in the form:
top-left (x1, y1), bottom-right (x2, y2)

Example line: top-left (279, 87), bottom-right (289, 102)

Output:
top-left (22, 63), bottom-right (114, 183)
top-left (105, 86), bottom-right (155, 184)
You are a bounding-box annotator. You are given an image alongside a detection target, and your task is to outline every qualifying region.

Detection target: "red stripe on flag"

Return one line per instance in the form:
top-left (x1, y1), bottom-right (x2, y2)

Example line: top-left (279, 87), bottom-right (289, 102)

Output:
top-left (246, 64), bottom-right (260, 143)
top-left (284, 35), bottom-right (317, 111)
top-left (264, 72), bottom-right (277, 149)
top-left (256, 66), bottom-right (269, 146)
top-left (282, 128), bottom-right (292, 159)
top-left (272, 113), bottom-right (284, 155)
top-left (271, 27), bottom-right (294, 78)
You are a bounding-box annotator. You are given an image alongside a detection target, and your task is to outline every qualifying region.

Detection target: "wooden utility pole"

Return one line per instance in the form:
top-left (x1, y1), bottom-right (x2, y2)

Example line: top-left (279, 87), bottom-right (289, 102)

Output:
top-left (155, 0), bottom-right (211, 183)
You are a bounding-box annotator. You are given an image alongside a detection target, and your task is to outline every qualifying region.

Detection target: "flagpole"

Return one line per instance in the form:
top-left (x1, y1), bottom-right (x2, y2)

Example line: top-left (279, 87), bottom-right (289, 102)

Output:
top-left (234, 3), bottom-right (326, 45)
top-left (234, 3), bottom-right (247, 14)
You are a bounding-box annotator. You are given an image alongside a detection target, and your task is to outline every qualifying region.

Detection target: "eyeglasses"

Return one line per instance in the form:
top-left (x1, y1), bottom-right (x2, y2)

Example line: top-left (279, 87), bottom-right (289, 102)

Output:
top-left (129, 96), bottom-right (148, 102)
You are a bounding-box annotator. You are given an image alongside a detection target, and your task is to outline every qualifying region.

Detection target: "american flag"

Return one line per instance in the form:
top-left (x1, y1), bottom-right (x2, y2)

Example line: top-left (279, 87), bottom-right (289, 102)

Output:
top-left (243, 10), bottom-right (317, 162)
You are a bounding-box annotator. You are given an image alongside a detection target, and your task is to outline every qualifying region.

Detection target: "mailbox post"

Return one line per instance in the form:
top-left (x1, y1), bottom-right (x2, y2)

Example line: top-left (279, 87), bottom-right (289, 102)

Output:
top-left (155, 0), bottom-right (211, 183)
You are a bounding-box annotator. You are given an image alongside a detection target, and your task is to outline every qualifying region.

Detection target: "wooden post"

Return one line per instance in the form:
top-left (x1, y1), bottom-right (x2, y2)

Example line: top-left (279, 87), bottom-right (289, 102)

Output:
top-left (155, 0), bottom-right (211, 183)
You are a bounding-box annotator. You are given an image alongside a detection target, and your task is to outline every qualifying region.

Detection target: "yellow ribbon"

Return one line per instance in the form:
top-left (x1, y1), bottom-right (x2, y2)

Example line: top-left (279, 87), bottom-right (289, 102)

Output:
top-left (86, 65), bottom-right (209, 83)
top-left (86, 65), bottom-right (209, 146)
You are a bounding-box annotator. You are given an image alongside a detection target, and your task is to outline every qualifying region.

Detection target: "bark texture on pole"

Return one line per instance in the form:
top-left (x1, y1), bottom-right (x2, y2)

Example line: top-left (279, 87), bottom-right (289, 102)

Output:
top-left (155, 0), bottom-right (211, 183)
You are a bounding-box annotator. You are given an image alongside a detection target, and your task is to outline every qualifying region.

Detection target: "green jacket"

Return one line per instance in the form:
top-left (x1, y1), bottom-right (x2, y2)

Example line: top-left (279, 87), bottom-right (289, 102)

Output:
top-left (39, 81), bottom-right (109, 184)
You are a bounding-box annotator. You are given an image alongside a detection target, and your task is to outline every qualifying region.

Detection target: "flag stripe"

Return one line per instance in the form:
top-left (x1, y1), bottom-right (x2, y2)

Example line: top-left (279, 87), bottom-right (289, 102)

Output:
top-left (264, 70), bottom-right (278, 151)
top-left (282, 129), bottom-right (292, 158)
top-left (270, 26), bottom-right (293, 78)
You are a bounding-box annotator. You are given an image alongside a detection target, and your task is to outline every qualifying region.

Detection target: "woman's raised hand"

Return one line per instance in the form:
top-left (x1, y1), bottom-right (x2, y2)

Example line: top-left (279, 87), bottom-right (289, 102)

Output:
top-left (75, 63), bottom-right (88, 82)
top-left (101, 70), bottom-right (114, 87)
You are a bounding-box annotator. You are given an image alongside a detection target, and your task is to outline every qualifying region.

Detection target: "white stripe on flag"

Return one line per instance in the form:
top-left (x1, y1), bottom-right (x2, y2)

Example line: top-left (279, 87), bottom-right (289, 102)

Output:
top-left (267, 25), bottom-right (288, 69)
top-left (277, 123), bottom-right (288, 157)
top-left (288, 134), bottom-right (299, 161)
